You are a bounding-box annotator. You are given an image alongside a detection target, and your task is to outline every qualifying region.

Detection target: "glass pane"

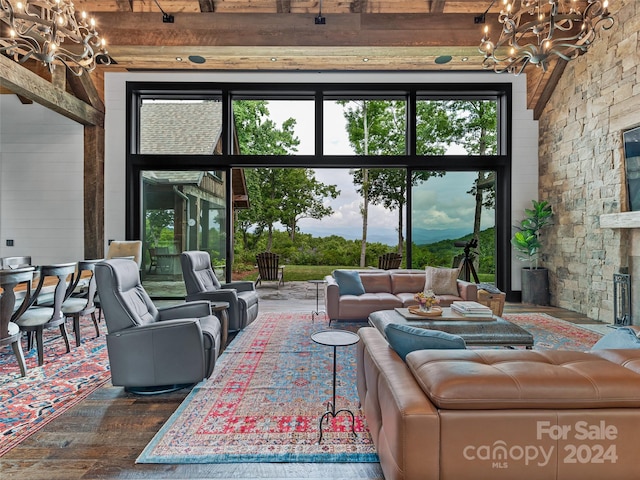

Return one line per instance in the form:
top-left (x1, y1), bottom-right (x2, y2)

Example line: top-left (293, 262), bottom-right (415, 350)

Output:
top-left (231, 100), bottom-right (314, 155)
top-left (141, 170), bottom-right (227, 297)
top-left (411, 171), bottom-right (497, 284)
top-left (139, 99), bottom-right (223, 155)
top-left (416, 99), bottom-right (498, 155)
top-left (323, 99), bottom-right (406, 155)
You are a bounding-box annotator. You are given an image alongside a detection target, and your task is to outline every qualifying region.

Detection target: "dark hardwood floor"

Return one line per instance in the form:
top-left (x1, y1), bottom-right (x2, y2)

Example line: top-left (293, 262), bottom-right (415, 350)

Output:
top-left (0, 303), bottom-right (604, 479)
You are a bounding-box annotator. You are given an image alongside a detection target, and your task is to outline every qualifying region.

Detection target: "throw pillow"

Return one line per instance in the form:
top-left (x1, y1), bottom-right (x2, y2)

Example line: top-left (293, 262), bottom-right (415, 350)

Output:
top-left (424, 266), bottom-right (460, 296)
top-left (333, 270), bottom-right (366, 296)
top-left (384, 323), bottom-right (466, 361)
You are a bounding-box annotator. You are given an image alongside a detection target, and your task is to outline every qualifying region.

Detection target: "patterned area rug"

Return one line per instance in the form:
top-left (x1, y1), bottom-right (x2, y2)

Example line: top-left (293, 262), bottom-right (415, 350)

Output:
top-left (137, 312), bottom-right (377, 463)
top-left (503, 313), bottom-right (603, 351)
top-left (0, 321), bottom-right (110, 457)
top-left (137, 311), bottom-right (604, 464)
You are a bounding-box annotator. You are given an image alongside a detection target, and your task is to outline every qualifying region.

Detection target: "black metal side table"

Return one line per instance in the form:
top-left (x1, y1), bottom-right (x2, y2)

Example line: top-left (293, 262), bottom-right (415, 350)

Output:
top-left (307, 279), bottom-right (327, 323)
top-left (311, 329), bottom-right (359, 443)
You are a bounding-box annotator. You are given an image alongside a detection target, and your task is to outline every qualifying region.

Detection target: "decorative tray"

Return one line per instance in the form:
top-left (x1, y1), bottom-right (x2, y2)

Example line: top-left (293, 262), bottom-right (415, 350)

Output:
top-left (407, 305), bottom-right (443, 317)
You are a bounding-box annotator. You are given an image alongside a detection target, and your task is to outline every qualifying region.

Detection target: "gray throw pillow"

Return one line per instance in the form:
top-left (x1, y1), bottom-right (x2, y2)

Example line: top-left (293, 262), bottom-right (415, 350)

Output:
top-left (384, 323), bottom-right (466, 361)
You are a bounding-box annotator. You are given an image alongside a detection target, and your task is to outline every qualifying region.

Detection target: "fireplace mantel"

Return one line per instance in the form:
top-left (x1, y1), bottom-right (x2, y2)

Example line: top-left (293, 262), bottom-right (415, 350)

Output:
top-left (600, 212), bottom-right (640, 229)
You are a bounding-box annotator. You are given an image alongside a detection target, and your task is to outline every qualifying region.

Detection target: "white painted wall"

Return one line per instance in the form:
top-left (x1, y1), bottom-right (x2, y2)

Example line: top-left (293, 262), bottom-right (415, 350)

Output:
top-left (104, 71), bottom-right (539, 291)
top-left (0, 95), bottom-right (84, 265)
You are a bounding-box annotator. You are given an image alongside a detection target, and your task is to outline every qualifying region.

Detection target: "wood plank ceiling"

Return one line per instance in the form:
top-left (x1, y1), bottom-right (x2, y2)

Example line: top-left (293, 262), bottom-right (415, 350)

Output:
top-left (2, 0), bottom-right (573, 118)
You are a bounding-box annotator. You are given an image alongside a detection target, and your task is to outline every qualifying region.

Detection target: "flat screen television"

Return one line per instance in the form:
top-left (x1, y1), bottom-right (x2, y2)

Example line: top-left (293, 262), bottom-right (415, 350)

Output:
top-left (623, 126), bottom-right (640, 211)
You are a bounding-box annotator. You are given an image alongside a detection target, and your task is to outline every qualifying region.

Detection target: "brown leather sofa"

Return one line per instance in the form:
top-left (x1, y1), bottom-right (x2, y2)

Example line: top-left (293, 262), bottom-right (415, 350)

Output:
top-left (324, 269), bottom-right (477, 322)
top-left (357, 326), bottom-right (640, 480)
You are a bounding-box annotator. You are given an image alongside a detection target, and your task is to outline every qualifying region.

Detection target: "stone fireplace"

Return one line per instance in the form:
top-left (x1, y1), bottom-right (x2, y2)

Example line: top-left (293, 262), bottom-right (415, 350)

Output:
top-left (601, 211), bottom-right (640, 325)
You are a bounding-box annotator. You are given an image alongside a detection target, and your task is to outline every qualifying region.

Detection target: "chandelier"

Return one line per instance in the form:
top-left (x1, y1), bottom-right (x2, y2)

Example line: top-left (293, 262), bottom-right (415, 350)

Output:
top-left (479, 0), bottom-right (614, 75)
top-left (0, 0), bottom-right (110, 76)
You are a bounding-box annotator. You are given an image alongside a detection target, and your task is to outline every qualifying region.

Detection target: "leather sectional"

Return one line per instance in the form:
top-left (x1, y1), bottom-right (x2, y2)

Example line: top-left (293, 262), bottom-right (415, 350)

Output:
top-left (324, 269), bottom-right (478, 322)
top-left (357, 326), bottom-right (640, 480)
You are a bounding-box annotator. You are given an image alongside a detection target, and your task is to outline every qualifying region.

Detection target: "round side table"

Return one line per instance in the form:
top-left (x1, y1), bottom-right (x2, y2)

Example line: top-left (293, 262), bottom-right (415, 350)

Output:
top-left (311, 329), bottom-right (359, 443)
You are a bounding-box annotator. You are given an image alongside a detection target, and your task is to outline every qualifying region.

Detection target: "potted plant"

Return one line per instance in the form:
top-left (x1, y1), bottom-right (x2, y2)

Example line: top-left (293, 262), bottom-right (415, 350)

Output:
top-left (511, 200), bottom-right (553, 305)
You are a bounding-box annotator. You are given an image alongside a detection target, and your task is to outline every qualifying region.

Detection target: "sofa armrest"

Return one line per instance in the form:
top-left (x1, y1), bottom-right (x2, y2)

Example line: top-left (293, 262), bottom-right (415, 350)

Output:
top-left (324, 275), bottom-right (340, 320)
top-left (456, 279), bottom-right (478, 301)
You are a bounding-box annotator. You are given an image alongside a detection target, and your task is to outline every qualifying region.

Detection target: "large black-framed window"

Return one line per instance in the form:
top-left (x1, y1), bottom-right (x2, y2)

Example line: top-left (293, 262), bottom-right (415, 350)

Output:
top-left (126, 81), bottom-right (512, 295)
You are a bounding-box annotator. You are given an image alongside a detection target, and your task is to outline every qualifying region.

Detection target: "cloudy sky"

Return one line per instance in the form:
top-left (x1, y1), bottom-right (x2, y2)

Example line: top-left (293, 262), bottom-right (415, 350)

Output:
top-left (267, 101), bottom-right (493, 244)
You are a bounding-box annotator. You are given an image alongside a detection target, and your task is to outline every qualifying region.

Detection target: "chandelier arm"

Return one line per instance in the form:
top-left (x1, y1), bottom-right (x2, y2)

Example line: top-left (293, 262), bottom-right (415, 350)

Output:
top-left (0, 0), bottom-right (109, 74)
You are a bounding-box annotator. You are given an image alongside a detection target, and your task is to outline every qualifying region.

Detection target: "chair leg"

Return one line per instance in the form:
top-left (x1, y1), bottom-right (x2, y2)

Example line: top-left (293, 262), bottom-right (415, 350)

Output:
top-left (36, 327), bottom-right (44, 366)
top-left (73, 314), bottom-right (82, 347)
top-left (91, 312), bottom-right (100, 338)
top-left (59, 323), bottom-right (71, 353)
top-left (11, 339), bottom-right (27, 377)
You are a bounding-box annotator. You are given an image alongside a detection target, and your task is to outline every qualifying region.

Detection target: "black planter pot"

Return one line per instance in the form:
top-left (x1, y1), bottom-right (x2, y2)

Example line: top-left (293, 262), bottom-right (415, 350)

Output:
top-left (521, 268), bottom-right (550, 305)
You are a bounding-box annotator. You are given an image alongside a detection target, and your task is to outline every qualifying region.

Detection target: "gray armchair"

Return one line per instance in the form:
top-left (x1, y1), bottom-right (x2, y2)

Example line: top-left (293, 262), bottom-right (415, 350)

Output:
top-left (95, 259), bottom-right (221, 394)
top-left (180, 251), bottom-right (259, 333)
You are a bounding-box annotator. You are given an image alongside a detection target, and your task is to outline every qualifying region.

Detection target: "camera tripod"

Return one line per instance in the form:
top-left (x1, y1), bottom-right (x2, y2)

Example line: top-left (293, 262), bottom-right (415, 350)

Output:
top-left (454, 238), bottom-right (480, 283)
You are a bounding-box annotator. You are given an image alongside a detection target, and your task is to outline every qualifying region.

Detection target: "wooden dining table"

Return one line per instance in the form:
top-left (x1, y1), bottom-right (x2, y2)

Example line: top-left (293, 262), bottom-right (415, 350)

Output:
top-left (0, 266), bottom-right (36, 376)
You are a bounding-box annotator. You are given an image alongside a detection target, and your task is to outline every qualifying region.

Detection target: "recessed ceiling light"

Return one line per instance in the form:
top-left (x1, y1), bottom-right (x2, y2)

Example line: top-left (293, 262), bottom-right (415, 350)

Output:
top-left (271, 57), bottom-right (277, 62)
top-left (461, 57), bottom-right (469, 62)
top-left (188, 55), bottom-right (206, 64)
top-left (363, 58), bottom-right (369, 62)
top-left (175, 57), bottom-right (183, 62)
top-left (435, 55), bottom-right (453, 65)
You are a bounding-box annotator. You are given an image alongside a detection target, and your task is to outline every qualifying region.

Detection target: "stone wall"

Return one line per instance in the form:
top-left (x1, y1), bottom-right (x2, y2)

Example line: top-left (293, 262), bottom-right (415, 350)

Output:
top-left (538, 0), bottom-right (639, 322)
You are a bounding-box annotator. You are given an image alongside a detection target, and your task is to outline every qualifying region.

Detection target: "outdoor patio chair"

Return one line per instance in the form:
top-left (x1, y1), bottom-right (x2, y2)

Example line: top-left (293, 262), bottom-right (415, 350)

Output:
top-left (378, 252), bottom-right (402, 270)
top-left (180, 250), bottom-right (259, 333)
top-left (255, 252), bottom-right (285, 289)
top-left (95, 258), bottom-right (221, 394)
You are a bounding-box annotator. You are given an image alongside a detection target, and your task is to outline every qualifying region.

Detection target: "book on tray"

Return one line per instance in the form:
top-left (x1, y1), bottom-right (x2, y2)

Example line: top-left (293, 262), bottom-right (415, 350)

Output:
top-left (451, 301), bottom-right (494, 317)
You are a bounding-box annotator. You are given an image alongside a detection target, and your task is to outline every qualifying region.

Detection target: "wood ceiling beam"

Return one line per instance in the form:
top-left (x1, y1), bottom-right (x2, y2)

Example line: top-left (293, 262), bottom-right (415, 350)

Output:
top-left (0, 55), bottom-right (104, 127)
top-left (93, 12), bottom-right (494, 47)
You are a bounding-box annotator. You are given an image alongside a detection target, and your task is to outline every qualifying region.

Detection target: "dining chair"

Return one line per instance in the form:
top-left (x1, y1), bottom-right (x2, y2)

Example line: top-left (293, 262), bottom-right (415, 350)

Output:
top-left (0, 266), bottom-right (35, 376)
top-left (62, 260), bottom-right (101, 347)
top-left (14, 263), bottom-right (77, 366)
top-left (1, 256), bottom-right (32, 269)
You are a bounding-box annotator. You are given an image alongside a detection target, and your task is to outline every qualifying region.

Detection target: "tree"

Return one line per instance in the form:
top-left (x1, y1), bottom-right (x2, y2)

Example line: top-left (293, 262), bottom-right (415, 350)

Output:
top-left (342, 100), bottom-right (456, 256)
top-left (448, 100), bottom-right (498, 240)
top-left (279, 168), bottom-right (339, 242)
top-left (232, 101), bottom-right (339, 251)
top-left (341, 100), bottom-right (406, 264)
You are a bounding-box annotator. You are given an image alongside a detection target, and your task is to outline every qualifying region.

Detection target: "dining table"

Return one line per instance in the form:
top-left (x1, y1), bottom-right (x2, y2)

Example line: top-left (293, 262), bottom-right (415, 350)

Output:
top-left (0, 266), bottom-right (36, 376)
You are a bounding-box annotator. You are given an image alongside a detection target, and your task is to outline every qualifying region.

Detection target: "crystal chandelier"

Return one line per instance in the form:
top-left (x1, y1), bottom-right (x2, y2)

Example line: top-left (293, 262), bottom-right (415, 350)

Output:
top-left (0, 0), bottom-right (110, 76)
top-left (479, 0), bottom-right (614, 75)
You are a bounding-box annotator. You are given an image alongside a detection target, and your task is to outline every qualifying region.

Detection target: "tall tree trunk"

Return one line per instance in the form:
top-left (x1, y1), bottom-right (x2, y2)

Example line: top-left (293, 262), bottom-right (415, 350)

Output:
top-left (267, 224), bottom-right (273, 252)
top-left (359, 103), bottom-right (370, 268)
top-left (397, 203), bottom-right (404, 256)
top-left (360, 168), bottom-right (369, 267)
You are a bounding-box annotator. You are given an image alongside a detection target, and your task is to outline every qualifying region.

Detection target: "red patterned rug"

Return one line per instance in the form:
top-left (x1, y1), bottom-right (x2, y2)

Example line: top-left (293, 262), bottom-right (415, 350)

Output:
top-left (0, 321), bottom-right (110, 457)
top-left (137, 311), bottom-right (603, 464)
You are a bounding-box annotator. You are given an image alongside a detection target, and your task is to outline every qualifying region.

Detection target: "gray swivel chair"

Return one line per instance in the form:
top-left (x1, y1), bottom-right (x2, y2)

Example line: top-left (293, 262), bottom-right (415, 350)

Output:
top-left (95, 258), bottom-right (221, 394)
top-left (180, 251), bottom-right (259, 333)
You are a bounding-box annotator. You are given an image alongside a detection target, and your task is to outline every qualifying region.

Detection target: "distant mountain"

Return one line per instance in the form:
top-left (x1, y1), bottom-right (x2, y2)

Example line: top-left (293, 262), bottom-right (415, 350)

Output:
top-left (411, 227), bottom-right (474, 246)
top-left (299, 225), bottom-right (473, 246)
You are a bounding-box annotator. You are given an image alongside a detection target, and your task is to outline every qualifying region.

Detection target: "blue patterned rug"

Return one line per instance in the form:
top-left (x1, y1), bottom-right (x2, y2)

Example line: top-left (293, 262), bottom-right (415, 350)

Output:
top-left (137, 311), bottom-right (603, 464)
top-left (137, 312), bottom-right (377, 463)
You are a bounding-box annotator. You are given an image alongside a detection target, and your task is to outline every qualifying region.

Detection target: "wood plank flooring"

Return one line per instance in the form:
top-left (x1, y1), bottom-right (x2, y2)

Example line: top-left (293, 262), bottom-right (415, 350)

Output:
top-left (0, 302), bottom-right (604, 479)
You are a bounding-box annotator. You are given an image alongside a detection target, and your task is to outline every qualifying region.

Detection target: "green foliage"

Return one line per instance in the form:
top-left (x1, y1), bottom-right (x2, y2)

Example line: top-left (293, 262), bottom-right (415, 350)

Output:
top-left (511, 200), bottom-right (553, 270)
